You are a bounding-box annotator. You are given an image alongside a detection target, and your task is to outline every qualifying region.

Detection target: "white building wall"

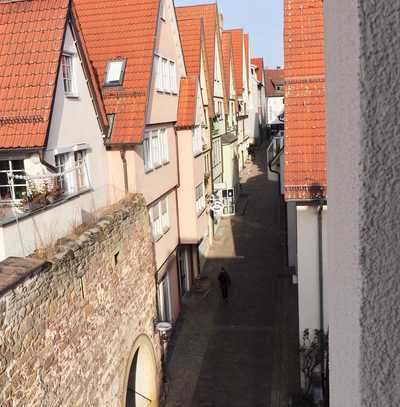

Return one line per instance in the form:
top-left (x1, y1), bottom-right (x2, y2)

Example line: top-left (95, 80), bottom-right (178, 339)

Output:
top-left (268, 97), bottom-right (284, 125)
top-left (46, 24), bottom-right (108, 209)
top-left (0, 24), bottom-right (108, 261)
top-left (296, 205), bottom-right (328, 338)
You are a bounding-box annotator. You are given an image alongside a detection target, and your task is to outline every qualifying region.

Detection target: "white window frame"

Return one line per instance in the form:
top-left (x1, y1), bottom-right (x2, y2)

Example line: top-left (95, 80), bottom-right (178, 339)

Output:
top-left (104, 59), bottom-right (126, 86)
top-left (0, 160), bottom-right (27, 201)
top-left (192, 126), bottom-right (203, 156)
top-left (158, 275), bottom-right (172, 322)
top-left (212, 139), bottom-right (221, 167)
top-left (150, 196), bottom-right (170, 241)
top-left (61, 53), bottom-right (77, 97)
top-left (55, 149), bottom-right (90, 195)
top-left (154, 54), bottom-right (177, 94)
top-left (143, 128), bottom-right (169, 172)
top-left (195, 183), bottom-right (206, 216)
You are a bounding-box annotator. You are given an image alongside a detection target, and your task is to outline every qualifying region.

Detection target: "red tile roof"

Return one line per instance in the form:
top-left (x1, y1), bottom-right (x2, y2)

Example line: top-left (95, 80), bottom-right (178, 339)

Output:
top-left (225, 28), bottom-right (244, 97)
top-left (75, 0), bottom-right (160, 144)
top-left (265, 68), bottom-right (284, 97)
top-left (177, 16), bottom-right (213, 116)
top-left (0, 0), bottom-right (70, 149)
top-left (176, 76), bottom-right (198, 128)
top-left (176, 3), bottom-right (221, 115)
top-left (222, 31), bottom-right (234, 101)
top-left (244, 33), bottom-right (249, 90)
top-left (251, 57), bottom-right (264, 84)
top-left (284, 0), bottom-right (326, 201)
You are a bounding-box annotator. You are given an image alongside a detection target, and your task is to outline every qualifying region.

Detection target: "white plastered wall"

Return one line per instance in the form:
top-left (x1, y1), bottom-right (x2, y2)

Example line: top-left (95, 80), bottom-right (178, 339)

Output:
top-left (296, 205), bottom-right (328, 338)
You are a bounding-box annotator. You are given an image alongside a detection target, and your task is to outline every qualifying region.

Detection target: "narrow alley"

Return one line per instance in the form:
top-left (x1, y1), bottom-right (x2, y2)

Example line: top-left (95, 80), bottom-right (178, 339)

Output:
top-left (164, 146), bottom-right (300, 407)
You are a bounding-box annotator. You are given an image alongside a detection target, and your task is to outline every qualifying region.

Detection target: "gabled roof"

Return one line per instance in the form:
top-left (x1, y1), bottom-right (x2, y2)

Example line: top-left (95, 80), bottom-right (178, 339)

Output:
top-left (221, 31), bottom-right (234, 101)
top-left (224, 28), bottom-right (244, 96)
top-left (0, 0), bottom-right (70, 149)
top-left (177, 16), bottom-right (213, 116)
top-left (284, 0), bottom-right (326, 200)
top-left (176, 3), bottom-right (222, 112)
top-left (0, 0), bottom-right (108, 150)
top-left (176, 76), bottom-right (198, 129)
top-left (251, 58), bottom-right (265, 84)
top-left (265, 68), bottom-right (284, 97)
top-left (75, 0), bottom-right (160, 144)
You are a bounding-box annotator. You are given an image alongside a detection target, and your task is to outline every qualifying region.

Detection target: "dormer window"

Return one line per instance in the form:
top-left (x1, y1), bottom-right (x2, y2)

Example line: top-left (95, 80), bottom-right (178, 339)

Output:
top-left (104, 59), bottom-right (126, 86)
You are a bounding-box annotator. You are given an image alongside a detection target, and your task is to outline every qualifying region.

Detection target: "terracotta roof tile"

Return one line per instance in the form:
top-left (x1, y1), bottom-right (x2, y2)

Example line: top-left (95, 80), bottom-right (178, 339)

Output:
top-left (224, 28), bottom-right (244, 96)
top-left (176, 76), bottom-right (197, 128)
top-left (176, 3), bottom-right (220, 115)
top-left (75, 0), bottom-right (160, 144)
top-left (284, 0), bottom-right (326, 200)
top-left (177, 16), bottom-right (213, 116)
top-left (0, 0), bottom-right (70, 149)
top-left (251, 57), bottom-right (264, 84)
top-left (244, 33), bottom-right (249, 88)
top-left (221, 31), bottom-right (233, 101)
top-left (265, 68), bottom-right (284, 97)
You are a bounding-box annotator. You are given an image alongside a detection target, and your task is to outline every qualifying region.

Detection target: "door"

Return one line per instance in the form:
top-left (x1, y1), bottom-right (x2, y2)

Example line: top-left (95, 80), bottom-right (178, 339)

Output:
top-left (178, 246), bottom-right (191, 297)
top-left (158, 275), bottom-right (172, 322)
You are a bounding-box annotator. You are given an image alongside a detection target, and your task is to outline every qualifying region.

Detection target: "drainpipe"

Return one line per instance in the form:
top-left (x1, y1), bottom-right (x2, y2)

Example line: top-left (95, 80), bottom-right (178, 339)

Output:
top-left (120, 149), bottom-right (129, 195)
top-left (317, 203), bottom-right (325, 402)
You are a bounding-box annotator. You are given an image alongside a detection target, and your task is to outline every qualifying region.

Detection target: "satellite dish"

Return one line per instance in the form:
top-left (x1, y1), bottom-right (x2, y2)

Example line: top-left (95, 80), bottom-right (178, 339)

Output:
top-left (155, 322), bottom-right (172, 333)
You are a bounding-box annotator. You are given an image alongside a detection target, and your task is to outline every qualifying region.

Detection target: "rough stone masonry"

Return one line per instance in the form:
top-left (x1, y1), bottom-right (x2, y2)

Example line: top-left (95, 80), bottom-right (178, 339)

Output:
top-left (0, 194), bottom-right (162, 406)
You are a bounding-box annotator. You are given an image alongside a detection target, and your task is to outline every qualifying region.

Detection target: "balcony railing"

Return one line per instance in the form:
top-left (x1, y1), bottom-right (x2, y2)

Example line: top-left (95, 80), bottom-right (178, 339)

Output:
top-left (0, 164), bottom-right (90, 223)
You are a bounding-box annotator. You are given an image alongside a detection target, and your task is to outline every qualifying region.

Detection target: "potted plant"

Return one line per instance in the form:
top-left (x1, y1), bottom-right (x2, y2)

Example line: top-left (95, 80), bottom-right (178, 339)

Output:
top-left (21, 184), bottom-right (47, 212)
top-left (45, 180), bottom-right (64, 204)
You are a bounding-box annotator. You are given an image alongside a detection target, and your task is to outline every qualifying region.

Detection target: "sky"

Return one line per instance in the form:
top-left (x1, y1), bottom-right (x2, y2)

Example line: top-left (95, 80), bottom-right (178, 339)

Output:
top-left (173, 0), bottom-right (283, 68)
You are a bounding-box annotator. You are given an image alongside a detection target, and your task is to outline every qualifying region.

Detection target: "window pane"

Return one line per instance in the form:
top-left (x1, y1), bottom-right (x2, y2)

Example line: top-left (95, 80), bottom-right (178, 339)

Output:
top-left (152, 204), bottom-right (160, 220)
top-left (11, 160), bottom-right (24, 170)
top-left (0, 187), bottom-right (10, 200)
top-left (106, 60), bottom-right (124, 84)
top-left (144, 136), bottom-right (151, 170)
top-left (161, 198), bottom-right (167, 214)
top-left (13, 175), bottom-right (26, 185)
top-left (14, 186), bottom-right (26, 199)
top-left (162, 59), bottom-right (169, 92)
top-left (74, 150), bottom-right (88, 191)
top-left (62, 54), bottom-right (73, 94)
top-left (0, 172), bottom-right (8, 185)
top-left (0, 161), bottom-right (9, 171)
top-left (160, 129), bottom-right (168, 163)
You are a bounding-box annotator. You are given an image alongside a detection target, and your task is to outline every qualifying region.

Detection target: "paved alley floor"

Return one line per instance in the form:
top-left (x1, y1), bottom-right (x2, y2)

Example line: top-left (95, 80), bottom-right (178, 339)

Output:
top-left (163, 146), bottom-right (300, 407)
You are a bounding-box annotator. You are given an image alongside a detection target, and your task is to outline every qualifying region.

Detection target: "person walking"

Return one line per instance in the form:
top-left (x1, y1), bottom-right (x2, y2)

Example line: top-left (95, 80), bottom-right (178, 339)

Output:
top-left (218, 267), bottom-right (231, 301)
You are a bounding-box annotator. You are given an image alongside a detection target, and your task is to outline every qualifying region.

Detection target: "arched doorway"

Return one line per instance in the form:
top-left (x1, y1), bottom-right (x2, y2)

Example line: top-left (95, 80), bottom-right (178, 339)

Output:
top-left (124, 335), bottom-right (159, 407)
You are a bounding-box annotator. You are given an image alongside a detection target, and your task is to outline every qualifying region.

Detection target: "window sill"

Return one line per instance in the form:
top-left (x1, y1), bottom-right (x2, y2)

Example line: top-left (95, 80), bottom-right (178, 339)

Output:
top-left (153, 227), bottom-right (169, 243)
top-left (145, 161), bottom-right (169, 173)
top-left (65, 93), bottom-right (80, 100)
top-left (156, 90), bottom-right (177, 95)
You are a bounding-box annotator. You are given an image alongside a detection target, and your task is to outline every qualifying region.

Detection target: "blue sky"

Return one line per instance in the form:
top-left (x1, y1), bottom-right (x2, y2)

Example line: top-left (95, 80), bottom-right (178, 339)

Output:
top-left (174, 0), bottom-right (283, 68)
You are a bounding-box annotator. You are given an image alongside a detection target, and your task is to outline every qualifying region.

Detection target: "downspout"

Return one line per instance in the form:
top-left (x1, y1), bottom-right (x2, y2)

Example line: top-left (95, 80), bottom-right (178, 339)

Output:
top-left (317, 203), bottom-right (325, 402)
top-left (120, 149), bottom-right (129, 195)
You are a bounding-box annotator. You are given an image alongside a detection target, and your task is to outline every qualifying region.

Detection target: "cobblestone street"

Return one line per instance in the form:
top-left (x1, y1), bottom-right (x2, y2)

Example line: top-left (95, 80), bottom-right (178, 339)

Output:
top-left (163, 146), bottom-right (300, 407)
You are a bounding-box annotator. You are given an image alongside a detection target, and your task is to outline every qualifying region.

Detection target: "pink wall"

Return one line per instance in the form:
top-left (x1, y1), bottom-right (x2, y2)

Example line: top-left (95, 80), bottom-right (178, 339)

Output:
top-left (176, 129), bottom-right (208, 245)
top-left (146, 0), bottom-right (185, 125)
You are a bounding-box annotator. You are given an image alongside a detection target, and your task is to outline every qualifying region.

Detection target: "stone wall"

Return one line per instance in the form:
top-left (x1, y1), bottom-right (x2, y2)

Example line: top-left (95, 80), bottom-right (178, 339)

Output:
top-left (0, 194), bottom-right (162, 406)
